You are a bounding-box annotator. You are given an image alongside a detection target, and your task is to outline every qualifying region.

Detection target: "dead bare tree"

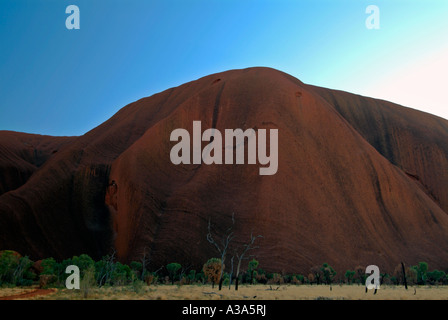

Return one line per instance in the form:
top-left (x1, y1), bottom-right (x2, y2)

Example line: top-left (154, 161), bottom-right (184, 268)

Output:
top-left (97, 249), bottom-right (116, 287)
top-left (228, 256), bottom-right (235, 290)
top-left (401, 262), bottom-right (408, 290)
top-left (233, 232), bottom-right (262, 290)
top-left (207, 213), bottom-right (235, 290)
top-left (179, 264), bottom-right (192, 283)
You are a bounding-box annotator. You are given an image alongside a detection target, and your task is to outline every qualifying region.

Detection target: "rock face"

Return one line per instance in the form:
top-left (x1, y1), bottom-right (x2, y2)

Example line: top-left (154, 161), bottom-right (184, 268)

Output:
top-left (0, 132), bottom-right (76, 196)
top-left (1, 67), bottom-right (447, 274)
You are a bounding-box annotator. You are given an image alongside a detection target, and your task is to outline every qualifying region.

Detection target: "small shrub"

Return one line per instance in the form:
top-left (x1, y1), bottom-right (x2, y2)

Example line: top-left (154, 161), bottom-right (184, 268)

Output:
top-left (203, 258), bottom-right (222, 288)
top-left (345, 270), bottom-right (355, 284)
top-left (80, 266), bottom-right (96, 299)
top-left (0, 251), bottom-right (20, 285)
top-left (427, 270), bottom-right (446, 284)
top-left (321, 263), bottom-right (336, 285)
top-left (131, 274), bottom-right (145, 294)
top-left (39, 274), bottom-right (57, 288)
top-left (255, 273), bottom-right (267, 284)
top-left (145, 273), bottom-right (155, 286)
top-left (14, 256), bottom-right (36, 286)
top-left (166, 263), bottom-right (182, 284)
top-left (111, 262), bottom-right (132, 285)
top-left (187, 270), bottom-right (196, 284)
top-left (41, 258), bottom-right (57, 275)
top-left (130, 261), bottom-right (143, 279)
top-left (291, 274), bottom-right (304, 285)
top-left (267, 273), bottom-right (284, 285)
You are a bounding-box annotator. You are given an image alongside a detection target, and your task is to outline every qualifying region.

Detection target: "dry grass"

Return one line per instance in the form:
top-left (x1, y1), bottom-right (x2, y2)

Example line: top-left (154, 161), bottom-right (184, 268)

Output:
top-left (0, 287), bottom-right (35, 298)
top-left (5, 284), bottom-right (448, 300)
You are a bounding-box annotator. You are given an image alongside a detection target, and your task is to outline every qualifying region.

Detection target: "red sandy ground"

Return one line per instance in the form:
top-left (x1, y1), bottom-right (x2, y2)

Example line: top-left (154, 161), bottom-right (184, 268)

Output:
top-left (0, 288), bottom-right (56, 300)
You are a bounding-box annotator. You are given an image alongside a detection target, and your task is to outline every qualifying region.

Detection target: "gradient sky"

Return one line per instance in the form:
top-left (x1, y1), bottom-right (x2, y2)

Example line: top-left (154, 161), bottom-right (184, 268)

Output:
top-left (1, 0), bottom-right (447, 136)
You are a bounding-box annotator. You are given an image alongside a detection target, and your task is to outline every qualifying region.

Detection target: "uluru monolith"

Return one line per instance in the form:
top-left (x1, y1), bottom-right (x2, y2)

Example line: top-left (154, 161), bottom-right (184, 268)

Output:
top-left (1, 67), bottom-right (447, 275)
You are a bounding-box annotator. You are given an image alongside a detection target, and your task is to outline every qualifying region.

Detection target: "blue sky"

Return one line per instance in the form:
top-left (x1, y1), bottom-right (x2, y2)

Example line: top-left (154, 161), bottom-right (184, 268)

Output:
top-left (1, 0), bottom-right (447, 136)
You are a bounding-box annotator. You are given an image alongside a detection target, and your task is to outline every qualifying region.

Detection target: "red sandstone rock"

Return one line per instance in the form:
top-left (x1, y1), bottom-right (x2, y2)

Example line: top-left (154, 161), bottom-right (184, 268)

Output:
top-left (0, 67), bottom-right (447, 275)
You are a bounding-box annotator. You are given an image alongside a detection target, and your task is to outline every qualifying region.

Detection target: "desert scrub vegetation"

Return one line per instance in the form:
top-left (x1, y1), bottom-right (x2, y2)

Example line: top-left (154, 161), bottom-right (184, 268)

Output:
top-left (2, 249), bottom-right (448, 298)
top-left (0, 250), bottom-right (36, 286)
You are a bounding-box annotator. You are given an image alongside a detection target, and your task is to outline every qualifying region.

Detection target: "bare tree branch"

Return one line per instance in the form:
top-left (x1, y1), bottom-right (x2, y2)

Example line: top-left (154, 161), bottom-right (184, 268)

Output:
top-left (233, 231), bottom-right (263, 290)
top-left (206, 213), bottom-right (236, 290)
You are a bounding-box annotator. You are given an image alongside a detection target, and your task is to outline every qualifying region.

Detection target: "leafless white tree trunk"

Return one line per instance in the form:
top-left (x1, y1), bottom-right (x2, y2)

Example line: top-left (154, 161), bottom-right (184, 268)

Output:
top-left (228, 255), bottom-right (235, 290)
top-left (207, 213), bottom-right (235, 290)
top-left (234, 232), bottom-right (262, 290)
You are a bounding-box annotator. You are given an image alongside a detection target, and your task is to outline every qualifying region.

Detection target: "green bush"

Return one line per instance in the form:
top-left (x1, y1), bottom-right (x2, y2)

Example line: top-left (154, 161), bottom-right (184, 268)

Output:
top-left (14, 256), bottom-right (35, 286)
top-left (0, 251), bottom-right (20, 285)
top-left (131, 275), bottom-right (145, 293)
top-left (195, 271), bottom-right (205, 284)
top-left (248, 259), bottom-right (259, 284)
top-left (187, 270), bottom-right (196, 284)
top-left (72, 254), bottom-right (95, 276)
top-left (166, 263), bottom-right (182, 284)
top-left (412, 262), bottom-right (429, 285)
top-left (427, 270), bottom-right (446, 284)
top-left (111, 262), bottom-right (132, 285)
top-left (292, 274), bottom-right (304, 284)
top-left (345, 270), bottom-right (355, 284)
top-left (321, 263), bottom-right (336, 285)
top-left (95, 255), bottom-right (115, 286)
top-left (41, 258), bottom-right (57, 275)
top-left (0, 252), bottom-right (35, 286)
top-left (130, 261), bottom-right (143, 277)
